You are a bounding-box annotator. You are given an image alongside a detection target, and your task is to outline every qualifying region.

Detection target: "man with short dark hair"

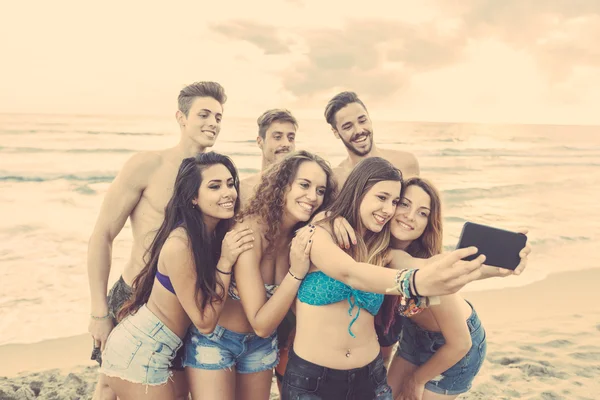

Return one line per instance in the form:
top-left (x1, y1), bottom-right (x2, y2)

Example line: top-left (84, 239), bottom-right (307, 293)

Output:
top-left (87, 81), bottom-right (227, 400)
top-left (324, 91), bottom-right (420, 187)
top-left (239, 108), bottom-right (298, 206)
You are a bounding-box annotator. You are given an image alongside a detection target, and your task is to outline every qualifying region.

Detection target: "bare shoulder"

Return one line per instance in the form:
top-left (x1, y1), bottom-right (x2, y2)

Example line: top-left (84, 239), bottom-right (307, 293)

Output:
top-left (233, 215), bottom-right (263, 235)
top-left (239, 174), bottom-right (261, 205)
top-left (380, 148), bottom-right (420, 178)
top-left (332, 166), bottom-right (350, 187)
top-left (240, 173), bottom-right (260, 187)
top-left (118, 151), bottom-right (164, 188)
top-left (161, 228), bottom-right (192, 267)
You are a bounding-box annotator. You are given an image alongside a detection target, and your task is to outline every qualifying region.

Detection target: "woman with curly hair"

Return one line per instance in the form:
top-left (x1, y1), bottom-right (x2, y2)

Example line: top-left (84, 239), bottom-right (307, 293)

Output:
top-left (183, 150), bottom-right (338, 400)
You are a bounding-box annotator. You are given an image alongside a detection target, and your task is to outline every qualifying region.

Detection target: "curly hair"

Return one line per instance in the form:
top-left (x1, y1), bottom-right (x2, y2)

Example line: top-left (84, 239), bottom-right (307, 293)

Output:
top-left (239, 150), bottom-right (338, 251)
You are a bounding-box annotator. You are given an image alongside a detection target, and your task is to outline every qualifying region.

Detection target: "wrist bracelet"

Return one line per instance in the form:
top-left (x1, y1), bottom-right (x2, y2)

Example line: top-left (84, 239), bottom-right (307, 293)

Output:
top-left (288, 270), bottom-right (304, 281)
top-left (91, 313), bottom-right (110, 321)
top-left (411, 269), bottom-right (421, 297)
top-left (216, 267), bottom-right (233, 275)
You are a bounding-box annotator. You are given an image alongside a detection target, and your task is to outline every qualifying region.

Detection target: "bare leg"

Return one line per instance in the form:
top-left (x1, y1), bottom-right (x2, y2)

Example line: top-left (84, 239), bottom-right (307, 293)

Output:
top-left (171, 370), bottom-right (190, 400)
top-left (104, 374), bottom-right (176, 400)
top-left (92, 374), bottom-right (117, 400)
top-left (186, 367), bottom-right (235, 400)
top-left (387, 356), bottom-right (418, 400)
top-left (236, 369), bottom-right (273, 400)
top-left (380, 345), bottom-right (395, 369)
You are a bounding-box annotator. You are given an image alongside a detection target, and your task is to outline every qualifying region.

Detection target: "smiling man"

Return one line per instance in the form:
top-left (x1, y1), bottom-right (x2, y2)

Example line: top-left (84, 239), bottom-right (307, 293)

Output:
top-left (86, 81), bottom-right (226, 400)
top-left (239, 108), bottom-right (298, 206)
top-left (324, 91), bottom-right (420, 186)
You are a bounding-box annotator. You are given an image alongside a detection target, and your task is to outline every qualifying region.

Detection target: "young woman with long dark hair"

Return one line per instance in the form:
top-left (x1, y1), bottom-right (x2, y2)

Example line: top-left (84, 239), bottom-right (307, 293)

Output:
top-left (99, 152), bottom-right (254, 399)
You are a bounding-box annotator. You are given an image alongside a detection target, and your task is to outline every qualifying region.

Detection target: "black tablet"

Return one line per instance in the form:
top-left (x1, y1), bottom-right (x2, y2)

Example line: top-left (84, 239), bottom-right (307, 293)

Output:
top-left (456, 222), bottom-right (527, 270)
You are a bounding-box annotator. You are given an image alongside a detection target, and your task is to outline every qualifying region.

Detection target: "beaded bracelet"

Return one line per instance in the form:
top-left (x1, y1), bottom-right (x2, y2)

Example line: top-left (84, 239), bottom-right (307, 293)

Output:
top-left (90, 313), bottom-right (110, 321)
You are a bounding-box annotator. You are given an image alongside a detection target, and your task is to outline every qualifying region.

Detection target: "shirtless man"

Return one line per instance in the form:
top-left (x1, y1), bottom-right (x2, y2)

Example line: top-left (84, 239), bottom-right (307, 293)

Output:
top-left (239, 109), bottom-right (298, 206)
top-left (86, 81), bottom-right (226, 400)
top-left (324, 91), bottom-right (420, 187)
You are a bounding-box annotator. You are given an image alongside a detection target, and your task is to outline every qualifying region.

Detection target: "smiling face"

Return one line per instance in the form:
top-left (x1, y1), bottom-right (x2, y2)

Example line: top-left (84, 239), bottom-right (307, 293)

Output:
top-left (358, 180), bottom-right (402, 233)
top-left (178, 96), bottom-right (224, 148)
top-left (283, 161), bottom-right (328, 223)
top-left (390, 185), bottom-right (431, 244)
top-left (332, 102), bottom-right (374, 157)
top-left (258, 120), bottom-right (297, 165)
top-left (195, 164), bottom-right (237, 225)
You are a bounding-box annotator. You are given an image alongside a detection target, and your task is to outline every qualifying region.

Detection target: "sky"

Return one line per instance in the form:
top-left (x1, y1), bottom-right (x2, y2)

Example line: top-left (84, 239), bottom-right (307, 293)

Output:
top-left (1, 0), bottom-right (600, 124)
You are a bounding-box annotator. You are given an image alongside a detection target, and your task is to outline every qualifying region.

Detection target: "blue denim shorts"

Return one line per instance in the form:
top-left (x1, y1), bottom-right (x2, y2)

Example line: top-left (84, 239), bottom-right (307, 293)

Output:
top-left (183, 325), bottom-right (279, 374)
top-left (396, 301), bottom-right (487, 395)
top-left (100, 304), bottom-right (183, 386)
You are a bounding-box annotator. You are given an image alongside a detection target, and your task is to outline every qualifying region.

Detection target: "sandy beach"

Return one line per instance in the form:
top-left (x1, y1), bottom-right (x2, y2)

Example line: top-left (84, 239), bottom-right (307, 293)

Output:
top-left (1, 268), bottom-right (599, 399)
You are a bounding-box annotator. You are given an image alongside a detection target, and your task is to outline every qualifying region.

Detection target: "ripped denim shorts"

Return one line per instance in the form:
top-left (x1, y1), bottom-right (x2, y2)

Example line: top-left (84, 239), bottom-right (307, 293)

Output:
top-left (183, 324), bottom-right (279, 374)
top-left (100, 304), bottom-right (183, 386)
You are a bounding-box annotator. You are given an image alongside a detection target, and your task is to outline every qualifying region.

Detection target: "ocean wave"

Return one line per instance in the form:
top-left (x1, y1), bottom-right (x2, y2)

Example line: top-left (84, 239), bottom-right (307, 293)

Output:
top-left (83, 130), bottom-right (165, 136)
top-left (0, 146), bottom-right (135, 154)
top-left (441, 183), bottom-right (532, 203)
top-left (427, 146), bottom-right (600, 158)
top-left (0, 129), bottom-right (165, 136)
top-left (0, 174), bottom-right (115, 183)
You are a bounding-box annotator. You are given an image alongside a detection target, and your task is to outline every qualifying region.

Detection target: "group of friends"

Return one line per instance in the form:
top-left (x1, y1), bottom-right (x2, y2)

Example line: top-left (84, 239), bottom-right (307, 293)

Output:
top-left (87, 81), bottom-right (531, 400)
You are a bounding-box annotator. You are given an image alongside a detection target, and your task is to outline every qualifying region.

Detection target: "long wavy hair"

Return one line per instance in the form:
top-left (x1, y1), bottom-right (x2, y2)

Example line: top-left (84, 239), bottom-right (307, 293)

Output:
top-left (378, 177), bottom-right (444, 334)
top-left (319, 157), bottom-right (403, 267)
top-left (119, 152), bottom-right (240, 320)
top-left (238, 150), bottom-right (337, 252)
top-left (402, 177), bottom-right (443, 258)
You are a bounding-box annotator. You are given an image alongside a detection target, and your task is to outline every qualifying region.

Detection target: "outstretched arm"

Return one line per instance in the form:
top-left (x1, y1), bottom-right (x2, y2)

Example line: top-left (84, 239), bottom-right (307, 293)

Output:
top-left (309, 227), bottom-right (486, 297)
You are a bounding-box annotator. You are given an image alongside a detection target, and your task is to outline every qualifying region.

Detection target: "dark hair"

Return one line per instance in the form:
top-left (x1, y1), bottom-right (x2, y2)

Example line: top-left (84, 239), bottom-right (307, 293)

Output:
top-left (178, 81), bottom-right (227, 116)
top-left (119, 152), bottom-right (240, 320)
top-left (378, 178), bottom-right (443, 336)
top-left (403, 178), bottom-right (443, 258)
top-left (257, 109), bottom-right (298, 139)
top-left (324, 91), bottom-right (368, 129)
top-left (320, 157), bottom-right (402, 265)
top-left (239, 150), bottom-right (338, 252)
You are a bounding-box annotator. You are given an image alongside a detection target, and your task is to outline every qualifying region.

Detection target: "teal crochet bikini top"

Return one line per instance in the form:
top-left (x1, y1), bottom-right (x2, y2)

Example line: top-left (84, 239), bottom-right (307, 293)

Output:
top-left (297, 271), bottom-right (384, 337)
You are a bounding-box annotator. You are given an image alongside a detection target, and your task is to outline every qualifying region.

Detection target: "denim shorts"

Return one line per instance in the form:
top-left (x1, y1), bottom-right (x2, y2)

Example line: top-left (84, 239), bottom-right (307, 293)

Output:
top-left (91, 276), bottom-right (184, 370)
top-left (281, 347), bottom-right (393, 400)
top-left (100, 304), bottom-right (183, 386)
top-left (396, 301), bottom-right (487, 395)
top-left (183, 324), bottom-right (279, 374)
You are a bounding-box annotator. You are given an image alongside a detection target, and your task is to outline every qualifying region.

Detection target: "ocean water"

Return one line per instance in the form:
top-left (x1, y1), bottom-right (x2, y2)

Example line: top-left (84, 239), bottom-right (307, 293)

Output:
top-left (1, 113), bottom-right (599, 346)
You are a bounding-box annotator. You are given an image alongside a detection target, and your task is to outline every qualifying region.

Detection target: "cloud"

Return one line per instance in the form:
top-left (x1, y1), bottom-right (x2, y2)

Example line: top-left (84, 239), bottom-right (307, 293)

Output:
top-left (443, 0), bottom-right (600, 81)
top-left (211, 19), bottom-right (467, 103)
top-left (210, 21), bottom-right (293, 55)
top-left (211, 1), bottom-right (600, 103)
